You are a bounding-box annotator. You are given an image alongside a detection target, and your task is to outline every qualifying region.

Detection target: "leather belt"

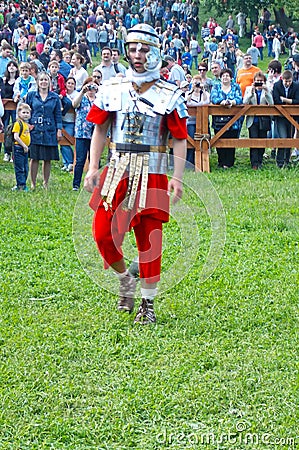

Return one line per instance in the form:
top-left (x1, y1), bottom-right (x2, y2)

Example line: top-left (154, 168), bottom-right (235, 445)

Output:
top-left (110, 142), bottom-right (167, 153)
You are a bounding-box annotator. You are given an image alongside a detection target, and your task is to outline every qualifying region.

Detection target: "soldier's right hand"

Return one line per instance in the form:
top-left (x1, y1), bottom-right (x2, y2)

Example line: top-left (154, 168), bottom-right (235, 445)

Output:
top-left (84, 169), bottom-right (100, 193)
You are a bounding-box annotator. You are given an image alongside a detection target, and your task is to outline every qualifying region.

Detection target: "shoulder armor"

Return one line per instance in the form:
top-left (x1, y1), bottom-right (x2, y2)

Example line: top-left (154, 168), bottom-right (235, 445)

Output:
top-left (95, 78), bottom-right (131, 111)
top-left (102, 77), bottom-right (131, 87)
top-left (152, 80), bottom-right (188, 118)
top-left (166, 92), bottom-right (188, 118)
top-left (155, 79), bottom-right (180, 92)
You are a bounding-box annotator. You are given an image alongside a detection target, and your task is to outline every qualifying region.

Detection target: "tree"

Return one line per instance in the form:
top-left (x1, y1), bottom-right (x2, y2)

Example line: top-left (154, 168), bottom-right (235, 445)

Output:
top-left (202, 0), bottom-right (299, 21)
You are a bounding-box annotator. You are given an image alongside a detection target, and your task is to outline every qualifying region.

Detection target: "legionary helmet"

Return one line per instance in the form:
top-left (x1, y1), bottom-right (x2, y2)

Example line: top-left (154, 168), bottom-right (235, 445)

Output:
top-left (125, 24), bottom-right (162, 72)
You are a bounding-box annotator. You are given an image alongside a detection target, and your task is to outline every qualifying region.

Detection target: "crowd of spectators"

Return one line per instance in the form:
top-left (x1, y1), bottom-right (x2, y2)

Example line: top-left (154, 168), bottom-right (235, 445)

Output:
top-left (0, 1), bottom-right (299, 186)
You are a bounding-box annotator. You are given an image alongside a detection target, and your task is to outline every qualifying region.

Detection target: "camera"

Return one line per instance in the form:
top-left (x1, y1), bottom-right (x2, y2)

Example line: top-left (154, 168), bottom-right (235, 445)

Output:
top-left (87, 84), bottom-right (98, 91)
top-left (254, 81), bottom-right (263, 87)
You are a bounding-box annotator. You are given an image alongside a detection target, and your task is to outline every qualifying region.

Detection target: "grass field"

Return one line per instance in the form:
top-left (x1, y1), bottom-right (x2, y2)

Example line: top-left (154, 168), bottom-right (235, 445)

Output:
top-left (0, 150), bottom-right (298, 448)
top-left (0, 30), bottom-right (298, 448)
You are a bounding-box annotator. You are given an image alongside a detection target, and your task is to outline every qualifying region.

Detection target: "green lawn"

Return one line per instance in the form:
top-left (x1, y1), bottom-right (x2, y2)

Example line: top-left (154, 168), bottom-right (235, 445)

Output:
top-left (0, 153), bottom-right (298, 448)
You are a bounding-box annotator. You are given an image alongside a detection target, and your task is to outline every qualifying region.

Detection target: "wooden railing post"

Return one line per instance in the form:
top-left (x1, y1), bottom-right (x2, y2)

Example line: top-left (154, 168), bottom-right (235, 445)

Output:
top-left (194, 104), bottom-right (210, 172)
top-left (194, 106), bottom-right (202, 171)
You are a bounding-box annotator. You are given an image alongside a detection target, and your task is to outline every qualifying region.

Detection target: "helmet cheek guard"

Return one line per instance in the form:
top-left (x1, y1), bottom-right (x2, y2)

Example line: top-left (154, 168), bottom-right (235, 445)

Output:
top-left (144, 46), bottom-right (162, 71)
top-left (125, 24), bottom-right (162, 72)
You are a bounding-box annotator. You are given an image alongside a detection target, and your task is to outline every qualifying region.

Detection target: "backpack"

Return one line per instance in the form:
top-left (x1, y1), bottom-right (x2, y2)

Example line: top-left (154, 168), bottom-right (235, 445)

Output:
top-left (4, 120), bottom-right (23, 152)
top-left (284, 57), bottom-right (293, 70)
top-left (29, 23), bottom-right (36, 35)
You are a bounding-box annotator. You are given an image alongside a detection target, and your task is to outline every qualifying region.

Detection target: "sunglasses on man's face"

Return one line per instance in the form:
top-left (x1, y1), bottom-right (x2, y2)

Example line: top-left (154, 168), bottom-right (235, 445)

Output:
top-left (198, 68), bottom-right (206, 72)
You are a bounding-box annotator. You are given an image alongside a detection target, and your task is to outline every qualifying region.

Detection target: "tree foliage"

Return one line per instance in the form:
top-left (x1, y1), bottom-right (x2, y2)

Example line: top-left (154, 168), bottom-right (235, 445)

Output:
top-left (202, 0), bottom-right (299, 21)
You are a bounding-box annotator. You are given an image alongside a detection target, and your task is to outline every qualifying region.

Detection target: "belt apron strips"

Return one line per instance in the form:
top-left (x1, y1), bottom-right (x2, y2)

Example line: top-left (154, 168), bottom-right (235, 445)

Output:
top-left (101, 144), bottom-right (168, 212)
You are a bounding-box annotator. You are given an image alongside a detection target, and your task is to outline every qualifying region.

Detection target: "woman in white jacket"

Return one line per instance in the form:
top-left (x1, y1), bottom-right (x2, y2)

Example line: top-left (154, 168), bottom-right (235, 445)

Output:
top-left (0, 96), bottom-right (4, 118)
top-left (69, 53), bottom-right (88, 91)
top-left (244, 71), bottom-right (273, 169)
top-left (272, 34), bottom-right (281, 60)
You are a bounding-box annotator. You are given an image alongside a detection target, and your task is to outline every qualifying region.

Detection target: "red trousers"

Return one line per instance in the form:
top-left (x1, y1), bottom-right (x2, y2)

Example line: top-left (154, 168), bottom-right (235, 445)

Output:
top-left (93, 207), bottom-right (163, 283)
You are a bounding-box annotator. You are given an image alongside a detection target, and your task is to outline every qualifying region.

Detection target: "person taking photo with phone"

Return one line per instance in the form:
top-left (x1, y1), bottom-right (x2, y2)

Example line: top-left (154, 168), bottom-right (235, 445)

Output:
top-left (244, 71), bottom-right (274, 169)
top-left (72, 77), bottom-right (100, 191)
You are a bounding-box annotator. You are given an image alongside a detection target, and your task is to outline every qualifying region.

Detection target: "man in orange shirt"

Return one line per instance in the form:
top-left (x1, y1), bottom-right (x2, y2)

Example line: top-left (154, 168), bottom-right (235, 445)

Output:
top-left (236, 53), bottom-right (260, 96)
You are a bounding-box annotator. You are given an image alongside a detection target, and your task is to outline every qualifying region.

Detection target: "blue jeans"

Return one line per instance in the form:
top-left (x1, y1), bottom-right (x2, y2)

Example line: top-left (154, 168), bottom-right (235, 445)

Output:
top-left (117, 39), bottom-right (125, 55)
top-left (269, 120), bottom-right (278, 139)
top-left (60, 121), bottom-right (74, 166)
top-left (88, 42), bottom-right (98, 57)
top-left (191, 56), bottom-right (198, 70)
top-left (258, 46), bottom-right (264, 60)
top-left (18, 49), bottom-right (27, 62)
top-left (73, 138), bottom-right (90, 188)
top-left (13, 145), bottom-right (29, 188)
top-left (186, 123), bottom-right (195, 169)
top-left (109, 41), bottom-right (117, 49)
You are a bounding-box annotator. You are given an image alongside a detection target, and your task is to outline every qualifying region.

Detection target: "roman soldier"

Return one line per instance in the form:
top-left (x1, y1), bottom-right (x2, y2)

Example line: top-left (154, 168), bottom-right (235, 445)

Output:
top-left (84, 24), bottom-right (188, 324)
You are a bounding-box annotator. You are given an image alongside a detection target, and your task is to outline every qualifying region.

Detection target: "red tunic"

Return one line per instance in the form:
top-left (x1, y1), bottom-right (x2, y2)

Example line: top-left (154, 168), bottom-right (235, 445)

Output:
top-left (87, 103), bottom-right (187, 226)
top-left (87, 103), bottom-right (187, 280)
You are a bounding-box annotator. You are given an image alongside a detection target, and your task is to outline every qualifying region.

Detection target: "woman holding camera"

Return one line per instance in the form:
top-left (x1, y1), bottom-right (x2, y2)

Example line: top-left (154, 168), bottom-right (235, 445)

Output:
top-left (186, 74), bottom-right (210, 169)
top-left (211, 68), bottom-right (243, 168)
top-left (244, 71), bottom-right (273, 169)
top-left (197, 61), bottom-right (213, 92)
top-left (72, 77), bottom-right (100, 190)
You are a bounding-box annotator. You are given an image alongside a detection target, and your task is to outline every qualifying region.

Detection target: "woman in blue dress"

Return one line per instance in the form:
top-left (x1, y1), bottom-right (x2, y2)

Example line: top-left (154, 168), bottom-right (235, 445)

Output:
top-left (26, 72), bottom-right (62, 189)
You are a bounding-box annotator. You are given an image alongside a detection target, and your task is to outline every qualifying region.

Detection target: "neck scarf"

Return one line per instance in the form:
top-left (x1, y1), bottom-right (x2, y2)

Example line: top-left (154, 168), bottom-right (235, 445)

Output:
top-left (126, 67), bottom-right (160, 87)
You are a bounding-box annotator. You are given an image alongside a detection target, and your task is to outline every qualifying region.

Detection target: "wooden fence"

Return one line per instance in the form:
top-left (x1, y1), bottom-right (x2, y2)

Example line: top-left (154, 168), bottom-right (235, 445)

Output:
top-left (1, 100), bottom-right (299, 173)
top-left (0, 99), bottom-right (75, 148)
top-left (188, 104), bottom-right (299, 172)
